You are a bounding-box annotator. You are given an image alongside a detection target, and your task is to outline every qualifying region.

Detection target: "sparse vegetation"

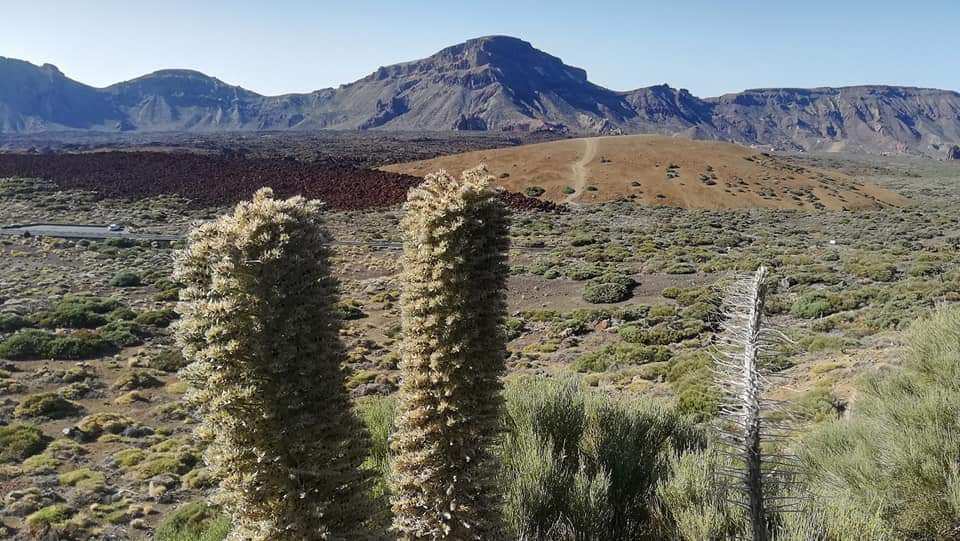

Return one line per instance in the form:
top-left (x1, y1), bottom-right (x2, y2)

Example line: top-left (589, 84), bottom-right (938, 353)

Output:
top-left (1, 136), bottom-right (959, 537)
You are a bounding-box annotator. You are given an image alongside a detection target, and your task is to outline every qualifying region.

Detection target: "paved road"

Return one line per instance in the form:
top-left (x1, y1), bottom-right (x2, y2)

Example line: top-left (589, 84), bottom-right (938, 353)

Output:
top-left (0, 224), bottom-right (410, 250)
top-left (0, 224), bottom-right (181, 242)
top-left (0, 223), bottom-right (549, 252)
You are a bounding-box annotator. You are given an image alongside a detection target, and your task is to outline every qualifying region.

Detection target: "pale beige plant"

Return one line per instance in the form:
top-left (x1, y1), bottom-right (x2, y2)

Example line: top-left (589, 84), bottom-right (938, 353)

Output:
top-left (390, 166), bottom-right (510, 540)
top-left (175, 188), bottom-right (371, 540)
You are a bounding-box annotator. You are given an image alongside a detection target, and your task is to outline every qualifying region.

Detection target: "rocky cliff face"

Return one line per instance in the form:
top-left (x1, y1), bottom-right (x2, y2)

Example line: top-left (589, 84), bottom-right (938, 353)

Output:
top-left (706, 86), bottom-right (960, 154)
top-left (2, 37), bottom-right (960, 157)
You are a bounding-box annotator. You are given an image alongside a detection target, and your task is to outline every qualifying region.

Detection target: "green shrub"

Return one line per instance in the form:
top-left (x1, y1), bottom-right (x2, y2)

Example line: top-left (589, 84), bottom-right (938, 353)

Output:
top-left (108, 307), bottom-right (137, 321)
top-left (112, 370), bottom-right (163, 391)
top-left (562, 186), bottom-right (576, 195)
top-left (500, 378), bottom-right (705, 539)
top-left (656, 446), bottom-right (745, 539)
top-left (0, 312), bottom-right (29, 332)
top-left (155, 288), bottom-right (181, 302)
top-left (668, 352), bottom-right (719, 420)
top-left (334, 301), bottom-right (366, 320)
top-left (0, 424), bottom-right (48, 463)
top-left (147, 349), bottom-right (188, 372)
top-left (800, 307), bottom-right (960, 537)
top-left (134, 308), bottom-right (179, 327)
top-left (661, 287), bottom-right (681, 299)
top-left (524, 186), bottom-right (546, 198)
top-left (571, 234), bottom-right (596, 247)
top-left (790, 291), bottom-right (842, 319)
top-left (0, 329), bottom-right (55, 359)
top-left (595, 273), bottom-right (637, 289)
top-left (109, 271), bottom-right (142, 287)
top-left (14, 393), bottom-right (83, 419)
top-left (618, 324), bottom-right (683, 345)
top-left (573, 343), bottom-right (671, 372)
top-left (356, 395), bottom-right (397, 501)
top-left (25, 504), bottom-right (73, 530)
top-left (583, 282), bottom-right (630, 304)
top-left (33, 295), bottom-right (120, 329)
top-left (45, 330), bottom-right (115, 359)
top-left (155, 501), bottom-right (230, 541)
top-left (665, 263), bottom-right (697, 275)
top-left (648, 304), bottom-right (676, 319)
top-left (566, 264), bottom-right (604, 281)
top-left (504, 317), bottom-right (526, 340)
top-left (99, 320), bottom-right (144, 347)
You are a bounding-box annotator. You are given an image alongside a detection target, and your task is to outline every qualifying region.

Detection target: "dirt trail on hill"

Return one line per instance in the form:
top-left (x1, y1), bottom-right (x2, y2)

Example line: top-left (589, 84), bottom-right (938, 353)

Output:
top-left (566, 137), bottom-right (597, 203)
top-left (382, 134), bottom-right (910, 210)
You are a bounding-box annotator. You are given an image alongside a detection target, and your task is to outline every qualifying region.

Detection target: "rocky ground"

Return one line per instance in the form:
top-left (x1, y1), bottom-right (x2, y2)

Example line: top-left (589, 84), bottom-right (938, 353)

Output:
top-left (0, 152), bottom-right (958, 539)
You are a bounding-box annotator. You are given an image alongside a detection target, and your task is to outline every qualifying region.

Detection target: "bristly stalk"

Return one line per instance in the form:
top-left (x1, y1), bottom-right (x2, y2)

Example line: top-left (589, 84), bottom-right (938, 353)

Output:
top-left (174, 188), bottom-right (372, 540)
top-left (715, 265), bottom-right (770, 541)
top-left (390, 165), bottom-right (510, 540)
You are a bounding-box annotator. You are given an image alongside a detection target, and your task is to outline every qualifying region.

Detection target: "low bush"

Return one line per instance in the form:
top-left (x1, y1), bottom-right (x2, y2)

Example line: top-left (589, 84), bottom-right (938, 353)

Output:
top-left (0, 424), bottom-right (48, 463)
top-left (799, 307), bottom-right (960, 537)
top-left (14, 393), bottom-right (83, 420)
top-left (618, 324), bottom-right (683, 346)
top-left (566, 264), bottom-right (604, 281)
top-left (0, 312), bottom-right (29, 332)
top-left (356, 396), bottom-right (396, 505)
top-left (573, 343), bottom-right (671, 372)
top-left (334, 300), bottom-right (366, 320)
top-left (583, 282), bottom-right (630, 304)
top-left (134, 308), bottom-right (179, 327)
top-left (109, 271), bottom-right (142, 287)
top-left (667, 352), bottom-right (719, 420)
top-left (570, 234), bottom-right (596, 247)
top-left (33, 295), bottom-right (120, 329)
top-left (147, 349), bottom-right (188, 372)
top-left (99, 320), bottom-right (144, 347)
top-left (25, 504), bottom-right (73, 531)
top-left (790, 291), bottom-right (844, 319)
top-left (155, 501), bottom-right (230, 541)
top-left (0, 329), bottom-right (55, 359)
top-left (500, 378), bottom-right (705, 539)
top-left (45, 330), bottom-right (115, 359)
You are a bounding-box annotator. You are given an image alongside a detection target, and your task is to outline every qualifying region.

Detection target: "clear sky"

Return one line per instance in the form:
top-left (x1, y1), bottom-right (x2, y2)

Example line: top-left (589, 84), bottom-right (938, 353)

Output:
top-left (3, 0), bottom-right (957, 97)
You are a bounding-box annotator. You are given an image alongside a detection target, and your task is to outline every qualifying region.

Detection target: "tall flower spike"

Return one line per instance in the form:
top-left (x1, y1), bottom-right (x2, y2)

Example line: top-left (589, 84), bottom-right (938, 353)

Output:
top-left (390, 166), bottom-right (511, 540)
top-left (175, 188), bottom-right (372, 540)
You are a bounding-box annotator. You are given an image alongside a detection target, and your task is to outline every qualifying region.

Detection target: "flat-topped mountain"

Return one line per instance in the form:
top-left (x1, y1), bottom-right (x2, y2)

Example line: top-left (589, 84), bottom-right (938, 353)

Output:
top-left (2, 36), bottom-right (960, 157)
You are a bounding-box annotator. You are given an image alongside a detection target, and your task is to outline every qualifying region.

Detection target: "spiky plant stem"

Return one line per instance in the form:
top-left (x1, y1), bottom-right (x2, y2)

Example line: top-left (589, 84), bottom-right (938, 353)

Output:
top-left (175, 188), bottom-right (371, 540)
top-left (741, 267), bottom-right (768, 541)
top-left (390, 166), bottom-right (510, 540)
top-left (716, 265), bottom-right (770, 541)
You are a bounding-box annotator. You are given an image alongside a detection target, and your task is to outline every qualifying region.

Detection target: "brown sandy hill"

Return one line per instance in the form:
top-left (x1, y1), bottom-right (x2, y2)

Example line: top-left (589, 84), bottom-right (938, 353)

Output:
top-left (382, 135), bottom-right (909, 210)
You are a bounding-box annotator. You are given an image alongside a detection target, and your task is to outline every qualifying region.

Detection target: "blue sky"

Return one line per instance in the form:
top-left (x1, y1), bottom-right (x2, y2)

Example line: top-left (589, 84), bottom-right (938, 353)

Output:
top-left (3, 0), bottom-right (957, 97)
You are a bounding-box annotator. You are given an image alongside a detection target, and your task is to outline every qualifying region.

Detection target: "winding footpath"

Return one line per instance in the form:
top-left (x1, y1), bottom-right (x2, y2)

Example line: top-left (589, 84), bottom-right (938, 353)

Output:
top-left (565, 137), bottom-right (598, 204)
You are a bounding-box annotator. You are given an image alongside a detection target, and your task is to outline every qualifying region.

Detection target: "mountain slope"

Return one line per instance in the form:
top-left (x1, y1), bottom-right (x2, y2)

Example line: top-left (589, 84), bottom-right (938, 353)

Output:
top-left (2, 38), bottom-right (960, 157)
top-left (0, 58), bottom-right (122, 131)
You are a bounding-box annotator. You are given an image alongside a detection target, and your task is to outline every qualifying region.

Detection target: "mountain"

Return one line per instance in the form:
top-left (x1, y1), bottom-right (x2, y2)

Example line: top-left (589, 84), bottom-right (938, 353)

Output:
top-left (2, 36), bottom-right (960, 157)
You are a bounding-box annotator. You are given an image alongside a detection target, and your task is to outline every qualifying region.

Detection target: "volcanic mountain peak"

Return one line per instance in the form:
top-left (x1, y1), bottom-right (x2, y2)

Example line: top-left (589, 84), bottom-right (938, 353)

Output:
top-left (2, 38), bottom-right (960, 156)
top-left (358, 35), bottom-right (587, 88)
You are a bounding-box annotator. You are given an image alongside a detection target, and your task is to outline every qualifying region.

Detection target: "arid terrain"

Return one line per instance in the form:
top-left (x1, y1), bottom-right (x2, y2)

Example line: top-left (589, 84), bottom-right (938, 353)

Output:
top-left (384, 135), bottom-right (909, 209)
top-left (0, 132), bottom-right (958, 538)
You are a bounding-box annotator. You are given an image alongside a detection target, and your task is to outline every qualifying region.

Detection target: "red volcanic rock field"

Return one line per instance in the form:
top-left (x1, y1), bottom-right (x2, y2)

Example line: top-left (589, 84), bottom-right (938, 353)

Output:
top-left (0, 152), bottom-right (564, 212)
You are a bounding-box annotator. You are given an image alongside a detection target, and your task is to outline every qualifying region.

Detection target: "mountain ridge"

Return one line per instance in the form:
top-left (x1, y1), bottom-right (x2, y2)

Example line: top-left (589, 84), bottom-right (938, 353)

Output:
top-left (2, 37), bottom-right (959, 157)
